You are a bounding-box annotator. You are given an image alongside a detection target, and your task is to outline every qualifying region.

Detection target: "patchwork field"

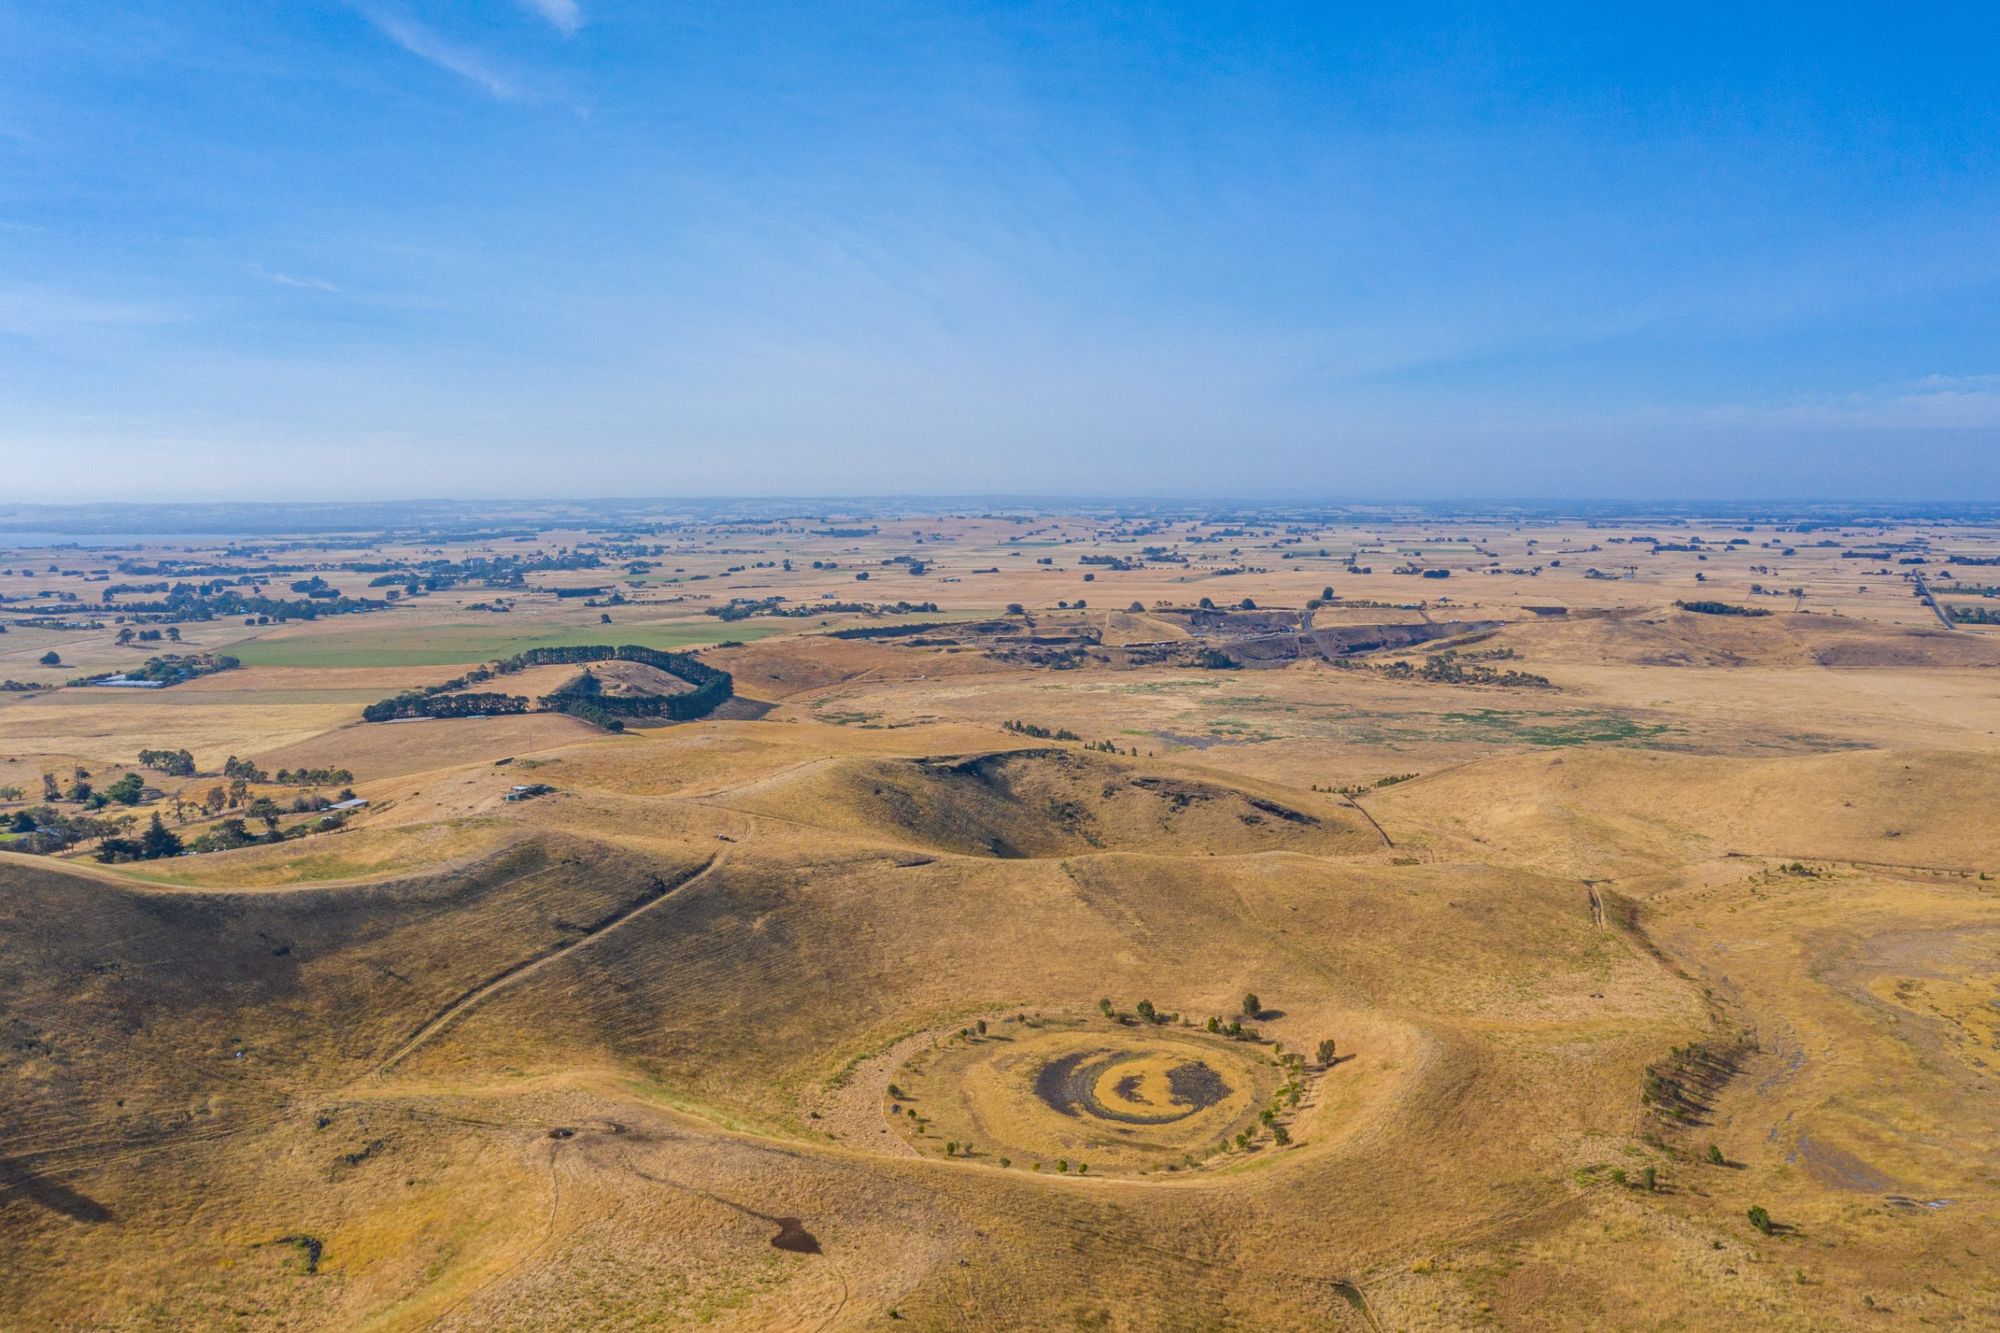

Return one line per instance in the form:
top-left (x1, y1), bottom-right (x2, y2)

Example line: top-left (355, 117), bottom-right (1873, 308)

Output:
top-left (3, 503), bottom-right (1999, 1329)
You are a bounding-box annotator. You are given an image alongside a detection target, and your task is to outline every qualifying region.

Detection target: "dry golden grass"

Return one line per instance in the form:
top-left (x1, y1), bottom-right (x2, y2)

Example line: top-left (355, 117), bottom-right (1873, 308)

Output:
top-left (0, 689), bottom-right (368, 768)
top-left (6, 514), bottom-right (2000, 1329)
top-left (251, 711), bottom-right (599, 781)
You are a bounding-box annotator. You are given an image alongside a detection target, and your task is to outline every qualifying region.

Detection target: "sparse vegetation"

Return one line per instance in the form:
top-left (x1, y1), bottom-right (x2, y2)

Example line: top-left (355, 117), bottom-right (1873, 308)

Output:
top-left (0, 505), bottom-right (1983, 1329)
top-left (1675, 599), bottom-right (1771, 617)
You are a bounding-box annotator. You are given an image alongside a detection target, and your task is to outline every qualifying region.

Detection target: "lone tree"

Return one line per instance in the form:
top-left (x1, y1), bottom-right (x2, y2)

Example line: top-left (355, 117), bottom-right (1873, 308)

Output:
top-left (248, 797), bottom-right (281, 838)
top-left (104, 773), bottom-right (145, 805)
top-left (1316, 1038), bottom-right (1337, 1066)
top-left (140, 813), bottom-right (183, 859)
top-left (1135, 999), bottom-right (1156, 1023)
top-left (1242, 992), bottom-right (1261, 1019)
top-left (1747, 1205), bottom-right (1774, 1236)
top-left (39, 651), bottom-right (60, 666)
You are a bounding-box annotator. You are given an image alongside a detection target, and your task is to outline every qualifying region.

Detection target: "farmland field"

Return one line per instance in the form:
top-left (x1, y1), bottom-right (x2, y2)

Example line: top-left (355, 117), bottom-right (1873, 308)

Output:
top-left (13, 4), bottom-right (1993, 1325)
top-left (4, 501), bottom-right (2000, 1331)
top-left (225, 618), bottom-right (788, 667)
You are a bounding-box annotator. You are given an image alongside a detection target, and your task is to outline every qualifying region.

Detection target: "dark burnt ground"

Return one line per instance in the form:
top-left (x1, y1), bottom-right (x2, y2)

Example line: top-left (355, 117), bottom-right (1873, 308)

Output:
top-left (1033, 1050), bottom-right (1232, 1124)
top-left (1166, 1061), bottom-right (1228, 1109)
top-left (1032, 1052), bottom-right (1093, 1114)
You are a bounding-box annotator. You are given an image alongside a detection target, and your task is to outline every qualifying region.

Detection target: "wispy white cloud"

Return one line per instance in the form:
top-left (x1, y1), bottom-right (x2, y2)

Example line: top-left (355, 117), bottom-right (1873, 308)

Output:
top-left (519, 0), bottom-right (583, 36)
top-left (257, 268), bottom-right (341, 293)
top-left (361, 8), bottom-right (517, 99)
top-left (1671, 374), bottom-right (2000, 431)
top-left (1912, 372), bottom-right (2000, 391)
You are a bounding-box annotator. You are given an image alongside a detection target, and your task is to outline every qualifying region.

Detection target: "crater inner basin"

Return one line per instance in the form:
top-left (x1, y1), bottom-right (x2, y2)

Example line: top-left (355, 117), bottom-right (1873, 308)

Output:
top-left (1033, 1049), bottom-right (1231, 1124)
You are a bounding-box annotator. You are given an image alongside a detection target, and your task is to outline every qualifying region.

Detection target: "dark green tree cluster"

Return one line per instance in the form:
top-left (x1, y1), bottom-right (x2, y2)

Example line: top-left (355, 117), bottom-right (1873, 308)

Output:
top-left (94, 814), bottom-right (183, 864)
top-left (361, 691), bottom-right (530, 722)
top-left (363, 549), bottom-right (602, 594)
top-left (1673, 600), bottom-right (1770, 617)
top-left (102, 773), bottom-right (146, 805)
top-left (1002, 720), bottom-right (1080, 740)
top-left (827, 618), bottom-right (954, 640)
top-left (523, 645), bottom-right (731, 723)
top-left (709, 596), bottom-right (939, 621)
top-left (1376, 651), bottom-right (1552, 689)
top-left (185, 807), bottom-right (350, 854)
top-left (105, 585), bottom-right (390, 621)
top-left (274, 767), bottom-right (354, 786)
top-left (138, 747), bottom-right (196, 777)
top-left (361, 643), bottom-right (732, 727)
top-left (99, 653), bottom-right (239, 685)
top-left (9, 805), bottom-right (126, 853)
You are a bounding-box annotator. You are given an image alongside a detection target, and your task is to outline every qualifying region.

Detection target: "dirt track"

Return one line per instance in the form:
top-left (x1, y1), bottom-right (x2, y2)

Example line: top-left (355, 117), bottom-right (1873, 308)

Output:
top-left (375, 850), bottom-right (725, 1073)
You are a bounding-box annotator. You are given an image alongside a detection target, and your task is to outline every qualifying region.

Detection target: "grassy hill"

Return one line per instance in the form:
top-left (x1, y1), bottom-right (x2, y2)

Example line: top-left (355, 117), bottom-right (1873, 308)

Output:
top-left (5, 515), bottom-right (2000, 1328)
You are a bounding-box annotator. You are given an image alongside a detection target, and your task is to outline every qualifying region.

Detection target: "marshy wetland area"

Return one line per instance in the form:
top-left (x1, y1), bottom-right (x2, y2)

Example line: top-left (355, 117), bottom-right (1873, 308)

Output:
top-left (4, 500), bottom-right (2000, 1328)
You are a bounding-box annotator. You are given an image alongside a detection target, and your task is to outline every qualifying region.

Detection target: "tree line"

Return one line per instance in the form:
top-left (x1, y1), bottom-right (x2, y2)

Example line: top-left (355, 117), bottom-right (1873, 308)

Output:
top-left (361, 644), bottom-right (732, 727)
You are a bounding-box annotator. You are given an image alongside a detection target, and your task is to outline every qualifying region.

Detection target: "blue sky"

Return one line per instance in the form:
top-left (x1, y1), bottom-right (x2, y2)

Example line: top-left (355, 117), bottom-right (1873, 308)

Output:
top-left (3, 2), bottom-right (1997, 501)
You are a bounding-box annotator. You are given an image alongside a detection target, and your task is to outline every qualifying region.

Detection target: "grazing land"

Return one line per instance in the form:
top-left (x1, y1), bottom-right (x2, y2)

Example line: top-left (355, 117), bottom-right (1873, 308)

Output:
top-left (4, 499), bottom-right (2000, 1329)
top-left (228, 620), bottom-right (789, 669)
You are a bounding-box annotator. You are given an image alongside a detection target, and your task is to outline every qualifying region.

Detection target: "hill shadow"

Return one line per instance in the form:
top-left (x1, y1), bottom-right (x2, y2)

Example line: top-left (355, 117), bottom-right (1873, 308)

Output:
top-left (0, 1159), bottom-right (112, 1224)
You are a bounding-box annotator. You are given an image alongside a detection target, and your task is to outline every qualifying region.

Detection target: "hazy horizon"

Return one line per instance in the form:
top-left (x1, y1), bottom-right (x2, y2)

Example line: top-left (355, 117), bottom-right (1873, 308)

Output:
top-left (6, 3), bottom-right (1998, 500)
top-left (7, 493), bottom-right (2000, 514)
